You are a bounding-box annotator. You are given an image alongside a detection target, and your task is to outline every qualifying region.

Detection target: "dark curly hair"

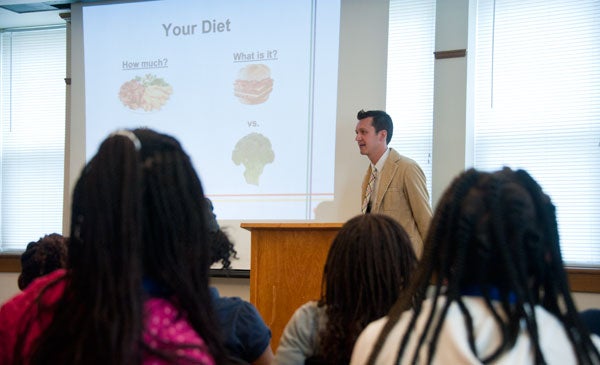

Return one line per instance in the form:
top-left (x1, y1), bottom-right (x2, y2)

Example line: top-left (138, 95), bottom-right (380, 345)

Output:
top-left (209, 228), bottom-right (238, 270)
top-left (18, 233), bottom-right (67, 290)
top-left (317, 213), bottom-right (417, 364)
top-left (204, 197), bottom-right (238, 270)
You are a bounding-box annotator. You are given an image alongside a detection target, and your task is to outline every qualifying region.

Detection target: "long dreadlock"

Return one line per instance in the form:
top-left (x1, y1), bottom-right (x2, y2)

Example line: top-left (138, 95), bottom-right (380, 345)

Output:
top-left (366, 167), bottom-right (600, 365)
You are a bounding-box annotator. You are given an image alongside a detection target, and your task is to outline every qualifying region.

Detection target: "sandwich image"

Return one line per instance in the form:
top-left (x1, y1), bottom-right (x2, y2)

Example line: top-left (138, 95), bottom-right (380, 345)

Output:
top-left (234, 64), bottom-right (274, 105)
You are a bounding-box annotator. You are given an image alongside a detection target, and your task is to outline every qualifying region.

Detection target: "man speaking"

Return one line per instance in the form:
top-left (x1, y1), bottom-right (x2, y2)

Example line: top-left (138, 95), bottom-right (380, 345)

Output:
top-left (355, 109), bottom-right (432, 257)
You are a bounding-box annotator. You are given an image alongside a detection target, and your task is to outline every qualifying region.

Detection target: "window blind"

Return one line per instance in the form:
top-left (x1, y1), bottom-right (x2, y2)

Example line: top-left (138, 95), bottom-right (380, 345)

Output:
top-left (386, 0), bottom-right (436, 203)
top-left (0, 26), bottom-right (66, 252)
top-left (473, 0), bottom-right (600, 265)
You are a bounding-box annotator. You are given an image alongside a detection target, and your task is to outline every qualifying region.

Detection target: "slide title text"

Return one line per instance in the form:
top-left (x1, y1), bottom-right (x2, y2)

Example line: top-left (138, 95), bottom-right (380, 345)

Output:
top-left (162, 19), bottom-right (231, 37)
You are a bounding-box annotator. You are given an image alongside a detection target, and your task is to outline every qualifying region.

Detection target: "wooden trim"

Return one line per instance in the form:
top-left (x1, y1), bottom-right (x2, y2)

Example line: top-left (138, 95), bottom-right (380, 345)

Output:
top-left (2, 255), bottom-right (599, 292)
top-left (0, 255), bottom-right (251, 278)
top-left (434, 49), bottom-right (467, 59)
top-left (565, 266), bottom-right (600, 293)
top-left (241, 222), bottom-right (344, 230)
top-left (0, 254), bottom-right (20, 273)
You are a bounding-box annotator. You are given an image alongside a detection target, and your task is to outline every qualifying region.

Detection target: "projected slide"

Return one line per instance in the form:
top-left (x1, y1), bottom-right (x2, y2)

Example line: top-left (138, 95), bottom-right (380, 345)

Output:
top-left (83, 0), bottom-right (340, 220)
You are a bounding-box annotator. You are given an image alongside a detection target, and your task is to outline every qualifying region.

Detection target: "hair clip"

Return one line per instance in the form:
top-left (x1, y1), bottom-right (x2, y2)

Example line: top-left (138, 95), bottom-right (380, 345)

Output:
top-left (110, 129), bottom-right (141, 151)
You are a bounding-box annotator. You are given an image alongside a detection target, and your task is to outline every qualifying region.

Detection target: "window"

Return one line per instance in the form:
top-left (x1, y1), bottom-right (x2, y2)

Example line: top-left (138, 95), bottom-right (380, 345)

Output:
top-left (0, 26), bottom-right (66, 252)
top-left (473, 0), bottom-right (600, 265)
top-left (386, 0), bottom-right (436, 201)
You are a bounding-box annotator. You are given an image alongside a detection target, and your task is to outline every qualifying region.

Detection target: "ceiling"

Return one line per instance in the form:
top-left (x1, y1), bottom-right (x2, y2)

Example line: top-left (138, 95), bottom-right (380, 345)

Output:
top-left (0, 0), bottom-right (142, 28)
top-left (0, 0), bottom-right (75, 28)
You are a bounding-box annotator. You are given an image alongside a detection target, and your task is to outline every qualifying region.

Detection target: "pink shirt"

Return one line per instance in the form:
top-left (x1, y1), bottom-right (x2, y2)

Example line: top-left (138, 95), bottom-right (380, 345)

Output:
top-left (0, 269), bottom-right (215, 365)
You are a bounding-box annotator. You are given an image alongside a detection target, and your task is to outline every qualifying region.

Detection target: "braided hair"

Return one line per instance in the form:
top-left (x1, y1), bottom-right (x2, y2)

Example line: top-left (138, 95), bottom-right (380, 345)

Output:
top-left (318, 213), bottom-right (417, 364)
top-left (24, 128), bottom-right (231, 364)
top-left (366, 167), bottom-right (600, 365)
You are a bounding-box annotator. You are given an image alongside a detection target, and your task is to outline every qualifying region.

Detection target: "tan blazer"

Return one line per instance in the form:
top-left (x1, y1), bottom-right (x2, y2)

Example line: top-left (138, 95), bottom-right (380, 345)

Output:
top-left (361, 148), bottom-right (432, 257)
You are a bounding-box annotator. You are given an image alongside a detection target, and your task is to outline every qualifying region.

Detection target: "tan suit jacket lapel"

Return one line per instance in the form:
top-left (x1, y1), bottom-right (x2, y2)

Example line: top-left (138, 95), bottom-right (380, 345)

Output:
top-left (372, 150), bottom-right (400, 213)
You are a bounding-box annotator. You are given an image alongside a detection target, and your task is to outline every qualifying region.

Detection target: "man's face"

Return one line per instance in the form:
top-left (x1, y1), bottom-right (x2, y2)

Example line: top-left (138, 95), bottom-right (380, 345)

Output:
top-left (355, 117), bottom-right (387, 158)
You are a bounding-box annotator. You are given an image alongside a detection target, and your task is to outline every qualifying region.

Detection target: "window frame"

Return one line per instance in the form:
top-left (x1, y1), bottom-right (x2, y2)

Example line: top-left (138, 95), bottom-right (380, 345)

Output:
top-left (472, 0), bottom-right (600, 266)
top-left (0, 25), bottom-right (67, 253)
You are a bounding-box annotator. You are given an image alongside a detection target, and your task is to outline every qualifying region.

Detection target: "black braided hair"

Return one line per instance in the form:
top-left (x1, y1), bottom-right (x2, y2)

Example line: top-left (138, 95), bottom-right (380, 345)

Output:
top-left (317, 213), bottom-right (417, 364)
top-left (366, 167), bottom-right (600, 365)
top-left (22, 128), bottom-right (231, 365)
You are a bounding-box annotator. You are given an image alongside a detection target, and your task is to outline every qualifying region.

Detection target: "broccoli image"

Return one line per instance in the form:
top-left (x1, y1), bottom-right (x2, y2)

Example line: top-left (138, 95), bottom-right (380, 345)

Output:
top-left (231, 132), bottom-right (275, 185)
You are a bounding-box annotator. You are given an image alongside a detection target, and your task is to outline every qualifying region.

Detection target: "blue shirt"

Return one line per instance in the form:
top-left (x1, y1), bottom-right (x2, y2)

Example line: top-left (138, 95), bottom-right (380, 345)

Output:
top-left (210, 287), bottom-right (272, 363)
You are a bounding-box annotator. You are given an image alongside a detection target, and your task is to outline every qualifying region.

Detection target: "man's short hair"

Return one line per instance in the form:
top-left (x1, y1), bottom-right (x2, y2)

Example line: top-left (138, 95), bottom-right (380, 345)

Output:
top-left (357, 109), bottom-right (393, 144)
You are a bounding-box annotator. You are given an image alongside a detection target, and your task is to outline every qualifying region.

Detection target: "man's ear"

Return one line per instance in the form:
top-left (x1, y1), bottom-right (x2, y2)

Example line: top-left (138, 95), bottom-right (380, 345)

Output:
top-left (379, 130), bottom-right (387, 142)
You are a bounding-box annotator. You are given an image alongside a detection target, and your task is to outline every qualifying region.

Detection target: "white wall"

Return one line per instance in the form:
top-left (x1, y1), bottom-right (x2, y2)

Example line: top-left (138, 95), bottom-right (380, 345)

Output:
top-left (0, 273), bottom-right (19, 304)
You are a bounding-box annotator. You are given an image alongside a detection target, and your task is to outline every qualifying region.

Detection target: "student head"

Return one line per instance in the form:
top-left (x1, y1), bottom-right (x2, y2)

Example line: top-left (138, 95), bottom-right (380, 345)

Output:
top-left (424, 167), bottom-right (566, 303)
top-left (209, 229), bottom-right (238, 270)
top-left (319, 213), bottom-right (417, 364)
top-left (30, 128), bottom-right (229, 364)
top-left (204, 196), bottom-right (238, 270)
top-left (18, 233), bottom-right (67, 290)
top-left (370, 167), bottom-right (599, 364)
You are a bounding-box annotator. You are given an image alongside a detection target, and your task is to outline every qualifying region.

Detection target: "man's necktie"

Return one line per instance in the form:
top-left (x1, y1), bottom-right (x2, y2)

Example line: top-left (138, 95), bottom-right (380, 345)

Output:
top-left (362, 167), bottom-right (377, 214)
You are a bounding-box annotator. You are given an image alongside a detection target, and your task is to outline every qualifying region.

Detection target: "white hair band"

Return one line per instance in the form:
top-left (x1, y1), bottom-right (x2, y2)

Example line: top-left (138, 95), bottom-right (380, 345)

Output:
top-left (110, 129), bottom-right (141, 151)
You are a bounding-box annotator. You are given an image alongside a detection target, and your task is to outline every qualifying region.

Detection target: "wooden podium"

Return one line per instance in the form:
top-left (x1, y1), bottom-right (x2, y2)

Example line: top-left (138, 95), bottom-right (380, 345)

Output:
top-left (241, 222), bottom-right (343, 351)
